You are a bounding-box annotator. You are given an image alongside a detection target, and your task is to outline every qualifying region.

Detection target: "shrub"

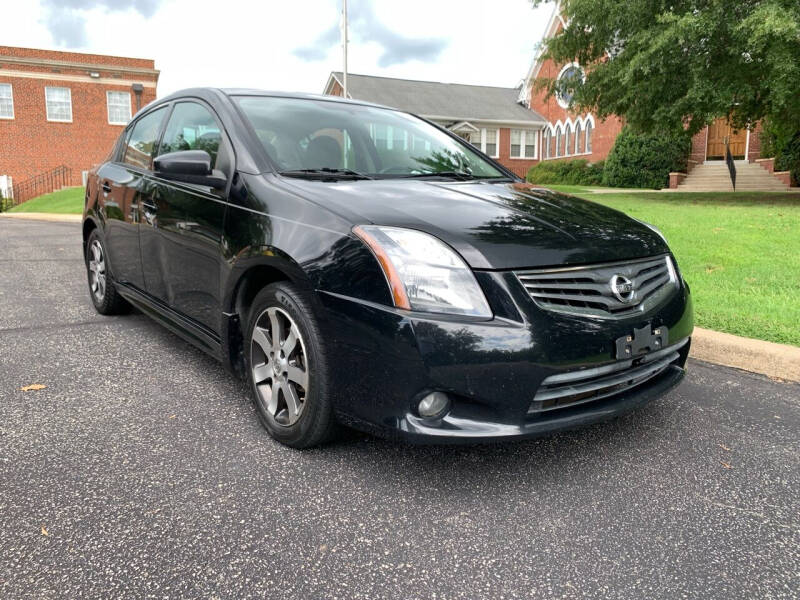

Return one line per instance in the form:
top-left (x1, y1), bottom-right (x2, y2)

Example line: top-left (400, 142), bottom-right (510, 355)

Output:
top-left (526, 158), bottom-right (605, 186)
top-left (602, 127), bottom-right (691, 189)
top-left (761, 123), bottom-right (800, 186)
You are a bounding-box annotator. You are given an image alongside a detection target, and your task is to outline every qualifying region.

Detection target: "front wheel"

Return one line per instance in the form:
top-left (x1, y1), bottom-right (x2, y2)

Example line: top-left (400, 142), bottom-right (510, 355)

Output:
top-left (246, 282), bottom-right (335, 448)
top-left (85, 229), bottom-right (129, 315)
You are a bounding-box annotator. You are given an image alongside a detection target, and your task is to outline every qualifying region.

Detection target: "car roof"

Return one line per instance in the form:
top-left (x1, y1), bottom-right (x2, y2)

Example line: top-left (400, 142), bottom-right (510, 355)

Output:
top-left (154, 87), bottom-right (397, 112)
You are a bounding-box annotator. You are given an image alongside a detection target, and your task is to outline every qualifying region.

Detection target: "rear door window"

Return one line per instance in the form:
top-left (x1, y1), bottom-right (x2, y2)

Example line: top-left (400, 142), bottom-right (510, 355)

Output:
top-left (123, 107), bottom-right (167, 170)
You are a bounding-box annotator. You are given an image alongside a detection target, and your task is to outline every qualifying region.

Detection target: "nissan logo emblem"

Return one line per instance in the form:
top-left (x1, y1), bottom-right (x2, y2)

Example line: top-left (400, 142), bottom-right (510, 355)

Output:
top-left (610, 274), bottom-right (635, 303)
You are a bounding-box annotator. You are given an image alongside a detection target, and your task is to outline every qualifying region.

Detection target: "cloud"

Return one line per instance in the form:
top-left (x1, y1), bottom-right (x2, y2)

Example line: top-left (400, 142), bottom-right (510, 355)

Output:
top-left (40, 0), bottom-right (164, 47)
top-left (292, 0), bottom-right (447, 67)
top-left (292, 25), bottom-right (341, 61)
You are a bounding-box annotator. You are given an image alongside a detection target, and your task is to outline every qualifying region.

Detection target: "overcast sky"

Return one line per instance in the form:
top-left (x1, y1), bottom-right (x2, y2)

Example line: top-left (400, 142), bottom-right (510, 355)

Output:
top-left (5, 0), bottom-right (554, 97)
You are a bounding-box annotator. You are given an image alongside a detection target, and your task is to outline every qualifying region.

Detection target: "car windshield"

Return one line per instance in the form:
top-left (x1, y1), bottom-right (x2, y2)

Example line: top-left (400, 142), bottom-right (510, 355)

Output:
top-left (234, 95), bottom-right (507, 179)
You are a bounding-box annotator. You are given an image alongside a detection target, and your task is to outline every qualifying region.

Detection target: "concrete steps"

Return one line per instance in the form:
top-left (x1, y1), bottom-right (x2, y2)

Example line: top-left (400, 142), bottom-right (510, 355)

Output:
top-left (677, 161), bottom-right (789, 192)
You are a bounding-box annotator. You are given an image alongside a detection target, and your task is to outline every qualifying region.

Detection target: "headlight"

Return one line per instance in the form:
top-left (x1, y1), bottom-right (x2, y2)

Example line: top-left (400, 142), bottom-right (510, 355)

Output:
top-left (353, 225), bottom-right (492, 318)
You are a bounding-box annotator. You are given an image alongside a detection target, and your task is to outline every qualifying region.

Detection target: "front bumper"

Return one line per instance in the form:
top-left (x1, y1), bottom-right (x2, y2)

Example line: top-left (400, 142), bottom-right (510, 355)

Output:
top-left (318, 270), bottom-right (693, 443)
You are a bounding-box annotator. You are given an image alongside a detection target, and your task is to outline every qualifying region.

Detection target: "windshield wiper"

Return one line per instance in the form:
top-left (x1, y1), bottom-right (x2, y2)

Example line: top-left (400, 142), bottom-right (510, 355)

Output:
top-left (398, 171), bottom-right (516, 182)
top-left (483, 176), bottom-right (516, 183)
top-left (279, 168), bottom-right (373, 181)
top-left (397, 170), bottom-right (477, 181)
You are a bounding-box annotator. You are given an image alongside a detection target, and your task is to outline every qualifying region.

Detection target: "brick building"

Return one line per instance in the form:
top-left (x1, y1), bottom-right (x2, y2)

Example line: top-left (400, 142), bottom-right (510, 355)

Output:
top-left (323, 72), bottom-right (546, 178)
top-left (518, 6), bottom-right (765, 167)
top-left (0, 46), bottom-right (158, 194)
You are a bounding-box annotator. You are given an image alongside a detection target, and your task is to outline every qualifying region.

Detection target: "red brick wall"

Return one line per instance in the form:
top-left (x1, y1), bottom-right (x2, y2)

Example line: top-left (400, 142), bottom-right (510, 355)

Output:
top-left (495, 128), bottom-right (537, 178)
top-left (329, 80), bottom-right (344, 97)
top-left (0, 47), bottom-right (157, 188)
top-left (689, 127), bottom-right (708, 163)
top-left (0, 46), bottom-right (155, 70)
top-left (528, 56), bottom-right (623, 163)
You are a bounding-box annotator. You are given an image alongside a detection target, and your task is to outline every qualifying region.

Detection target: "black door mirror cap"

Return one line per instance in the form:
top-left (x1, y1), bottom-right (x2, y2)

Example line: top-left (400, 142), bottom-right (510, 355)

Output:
top-left (154, 150), bottom-right (227, 189)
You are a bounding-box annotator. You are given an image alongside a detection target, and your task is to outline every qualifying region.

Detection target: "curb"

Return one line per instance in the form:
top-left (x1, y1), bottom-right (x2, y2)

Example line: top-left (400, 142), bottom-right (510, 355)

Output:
top-left (690, 327), bottom-right (800, 383)
top-left (0, 212), bottom-right (82, 223)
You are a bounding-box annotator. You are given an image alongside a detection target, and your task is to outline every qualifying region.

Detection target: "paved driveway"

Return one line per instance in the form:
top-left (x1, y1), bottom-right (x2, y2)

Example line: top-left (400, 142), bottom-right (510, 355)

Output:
top-left (1, 218), bottom-right (798, 599)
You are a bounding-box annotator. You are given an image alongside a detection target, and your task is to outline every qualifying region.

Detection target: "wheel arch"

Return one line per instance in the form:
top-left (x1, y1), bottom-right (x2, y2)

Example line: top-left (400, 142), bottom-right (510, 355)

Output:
top-left (82, 216), bottom-right (99, 256)
top-left (222, 254), bottom-right (316, 378)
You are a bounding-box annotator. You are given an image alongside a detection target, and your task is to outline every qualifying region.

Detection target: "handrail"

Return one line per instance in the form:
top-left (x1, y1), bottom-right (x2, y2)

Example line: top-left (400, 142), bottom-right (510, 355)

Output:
top-left (4, 165), bottom-right (73, 209)
top-left (724, 137), bottom-right (737, 191)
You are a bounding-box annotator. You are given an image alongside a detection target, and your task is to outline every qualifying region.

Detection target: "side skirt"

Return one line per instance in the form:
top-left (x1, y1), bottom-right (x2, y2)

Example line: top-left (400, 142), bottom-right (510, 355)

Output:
top-left (115, 282), bottom-right (224, 362)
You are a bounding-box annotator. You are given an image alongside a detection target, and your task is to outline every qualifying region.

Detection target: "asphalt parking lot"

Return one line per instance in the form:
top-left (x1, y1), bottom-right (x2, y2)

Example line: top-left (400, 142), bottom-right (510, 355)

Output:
top-left (1, 218), bottom-right (798, 599)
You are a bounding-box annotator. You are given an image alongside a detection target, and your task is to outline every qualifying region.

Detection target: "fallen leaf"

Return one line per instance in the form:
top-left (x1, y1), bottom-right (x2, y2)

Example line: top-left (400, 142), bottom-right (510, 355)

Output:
top-left (21, 384), bottom-right (46, 392)
top-left (720, 461), bottom-right (732, 469)
top-left (41, 526), bottom-right (48, 536)
top-left (718, 444), bottom-right (731, 451)
top-left (168, 414), bottom-right (176, 419)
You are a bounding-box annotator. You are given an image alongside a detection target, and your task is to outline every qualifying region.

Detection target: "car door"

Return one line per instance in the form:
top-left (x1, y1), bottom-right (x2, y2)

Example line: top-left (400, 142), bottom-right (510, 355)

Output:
top-left (100, 106), bottom-right (168, 289)
top-left (143, 100), bottom-right (232, 335)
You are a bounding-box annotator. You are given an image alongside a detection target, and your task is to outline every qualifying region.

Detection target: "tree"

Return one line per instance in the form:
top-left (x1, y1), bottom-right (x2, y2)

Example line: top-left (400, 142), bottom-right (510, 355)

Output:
top-left (531, 0), bottom-right (800, 138)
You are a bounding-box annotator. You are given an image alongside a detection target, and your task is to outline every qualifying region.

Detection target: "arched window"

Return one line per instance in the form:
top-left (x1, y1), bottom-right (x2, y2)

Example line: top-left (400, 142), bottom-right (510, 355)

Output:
top-left (565, 124), bottom-right (573, 156)
top-left (542, 129), bottom-right (550, 159)
top-left (575, 122), bottom-right (583, 154)
top-left (555, 127), bottom-right (562, 157)
top-left (585, 120), bottom-right (593, 153)
top-left (549, 129), bottom-right (555, 158)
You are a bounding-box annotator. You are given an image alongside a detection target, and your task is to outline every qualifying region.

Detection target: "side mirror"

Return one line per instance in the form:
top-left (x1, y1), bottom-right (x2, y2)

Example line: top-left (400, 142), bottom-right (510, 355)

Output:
top-left (154, 150), bottom-right (227, 189)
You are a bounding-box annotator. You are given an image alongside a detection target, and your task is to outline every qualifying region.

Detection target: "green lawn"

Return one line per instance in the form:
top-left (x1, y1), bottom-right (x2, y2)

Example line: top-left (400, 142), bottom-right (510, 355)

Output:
top-left (574, 191), bottom-right (800, 346)
top-left (6, 187), bottom-right (84, 214)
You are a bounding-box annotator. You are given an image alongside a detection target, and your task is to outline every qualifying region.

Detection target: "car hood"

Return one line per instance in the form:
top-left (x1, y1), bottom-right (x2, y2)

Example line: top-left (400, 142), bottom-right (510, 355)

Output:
top-left (279, 178), bottom-right (669, 270)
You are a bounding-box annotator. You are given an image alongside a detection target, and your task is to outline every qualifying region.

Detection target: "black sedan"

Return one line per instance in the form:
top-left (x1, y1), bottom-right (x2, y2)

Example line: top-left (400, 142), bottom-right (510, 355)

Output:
top-left (83, 88), bottom-right (693, 448)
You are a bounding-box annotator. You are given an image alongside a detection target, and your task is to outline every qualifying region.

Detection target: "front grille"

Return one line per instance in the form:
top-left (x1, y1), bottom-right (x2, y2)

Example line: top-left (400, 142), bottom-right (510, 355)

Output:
top-left (527, 339), bottom-right (688, 414)
top-left (515, 255), bottom-right (678, 319)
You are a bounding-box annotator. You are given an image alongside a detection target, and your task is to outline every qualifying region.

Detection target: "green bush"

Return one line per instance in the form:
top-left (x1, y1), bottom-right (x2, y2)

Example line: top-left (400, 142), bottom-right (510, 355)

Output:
top-left (526, 158), bottom-right (605, 186)
top-left (602, 127), bottom-right (690, 189)
top-left (761, 123), bottom-right (800, 186)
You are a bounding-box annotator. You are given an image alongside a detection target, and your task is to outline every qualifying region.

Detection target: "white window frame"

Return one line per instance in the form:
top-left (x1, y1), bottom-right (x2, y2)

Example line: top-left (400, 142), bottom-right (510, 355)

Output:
top-left (565, 123), bottom-right (573, 157)
top-left (585, 117), bottom-right (594, 154)
top-left (0, 83), bottom-right (14, 120)
top-left (106, 91), bottom-right (132, 125)
top-left (474, 128), bottom-right (499, 159)
top-left (510, 128), bottom-right (538, 160)
top-left (554, 124), bottom-right (564, 158)
top-left (45, 86), bottom-right (72, 123)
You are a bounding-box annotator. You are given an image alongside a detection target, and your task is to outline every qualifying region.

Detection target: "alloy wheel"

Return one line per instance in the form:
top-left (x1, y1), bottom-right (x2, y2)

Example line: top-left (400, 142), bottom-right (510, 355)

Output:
top-left (250, 306), bottom-right (309, 426)
top-left (88, 239), bottom-right (107, 302)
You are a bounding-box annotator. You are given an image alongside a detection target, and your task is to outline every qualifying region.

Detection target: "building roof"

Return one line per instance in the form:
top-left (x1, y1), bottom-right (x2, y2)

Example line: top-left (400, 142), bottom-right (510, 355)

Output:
top-left (326, 72), bottom-right (545, 125)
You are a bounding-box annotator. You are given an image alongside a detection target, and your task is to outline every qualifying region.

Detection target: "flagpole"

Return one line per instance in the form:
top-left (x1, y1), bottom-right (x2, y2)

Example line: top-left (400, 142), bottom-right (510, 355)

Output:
top-left (342, 0), bottom-right (348, 98)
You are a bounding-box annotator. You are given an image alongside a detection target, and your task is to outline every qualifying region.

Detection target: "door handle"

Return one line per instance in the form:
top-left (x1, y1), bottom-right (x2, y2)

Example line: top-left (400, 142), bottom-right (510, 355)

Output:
top-left (101, 181), bottom-right (112, 194)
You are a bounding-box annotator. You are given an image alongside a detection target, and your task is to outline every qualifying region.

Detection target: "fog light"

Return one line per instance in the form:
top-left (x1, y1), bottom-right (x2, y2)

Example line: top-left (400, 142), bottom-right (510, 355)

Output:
top-left (417, 391), bottom-right (451, 419)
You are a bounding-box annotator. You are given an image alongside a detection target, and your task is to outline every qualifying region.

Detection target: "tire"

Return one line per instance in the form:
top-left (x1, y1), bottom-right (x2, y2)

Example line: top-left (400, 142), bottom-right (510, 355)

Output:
top-left (85, 229), bottom-right (129, 315)
top-left (245, 282), bottom-right (335, 448)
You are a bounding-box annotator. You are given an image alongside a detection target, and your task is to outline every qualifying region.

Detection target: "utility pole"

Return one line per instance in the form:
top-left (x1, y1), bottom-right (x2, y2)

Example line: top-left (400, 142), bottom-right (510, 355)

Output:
top-left (342, 0), bottom-right (348, 98)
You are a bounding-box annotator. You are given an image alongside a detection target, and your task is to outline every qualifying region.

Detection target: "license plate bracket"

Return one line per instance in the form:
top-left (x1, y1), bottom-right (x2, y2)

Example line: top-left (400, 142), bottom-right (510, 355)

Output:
top-left (615, 325), bottom-right (668, 359)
